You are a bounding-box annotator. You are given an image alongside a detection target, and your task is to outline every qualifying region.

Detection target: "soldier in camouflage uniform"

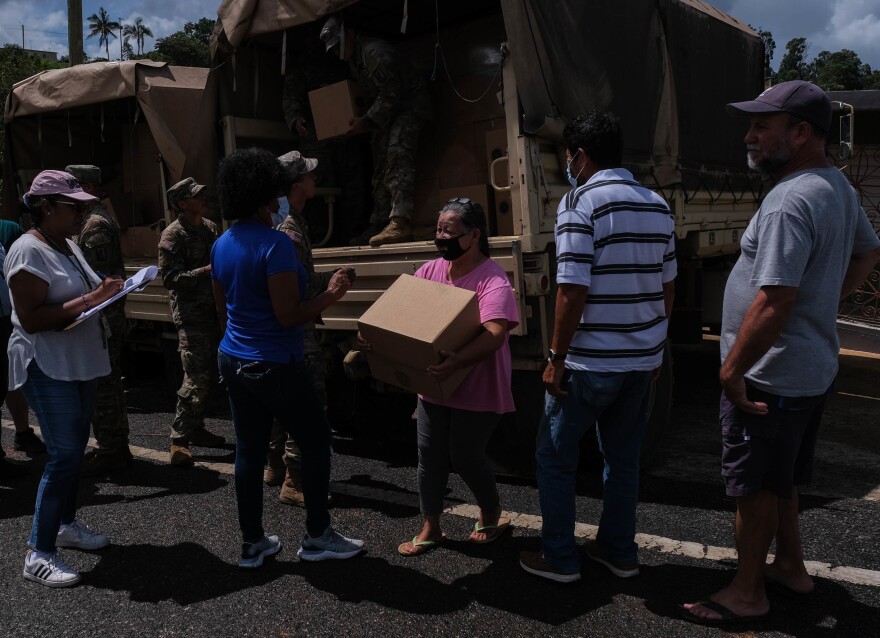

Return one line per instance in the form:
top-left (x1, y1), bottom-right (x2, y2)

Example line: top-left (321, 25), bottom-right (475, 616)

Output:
top-left (320, 15), bottom-right (432, 247)
top-left (65, 165), bottom-right (131, 476)
top-left (158, 178), bottom-right (225, 467)
top-left (282, 32), bottom-right (368, 243)
top-left (266, 151), bottom-right (345, 506)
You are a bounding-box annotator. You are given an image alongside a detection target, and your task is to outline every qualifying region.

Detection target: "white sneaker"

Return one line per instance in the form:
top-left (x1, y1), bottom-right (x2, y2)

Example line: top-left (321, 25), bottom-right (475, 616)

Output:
top-left (239, 534), bottom-right (282, 569)
top-left (296, 527), bottom-right (365, 562)
top-left (23, 550), bottom-right (81, 588)
top-left (56, 520), bottom-right (110, 550)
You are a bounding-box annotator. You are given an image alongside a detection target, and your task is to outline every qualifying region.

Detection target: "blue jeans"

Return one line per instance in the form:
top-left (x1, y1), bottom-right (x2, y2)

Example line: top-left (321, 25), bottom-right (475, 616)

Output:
top-left (22, 361), bottom-right (98, 552)
top-left (218, 351), bottom-right (331, 541)
top-left (536, 369), bottom-right (653, 573)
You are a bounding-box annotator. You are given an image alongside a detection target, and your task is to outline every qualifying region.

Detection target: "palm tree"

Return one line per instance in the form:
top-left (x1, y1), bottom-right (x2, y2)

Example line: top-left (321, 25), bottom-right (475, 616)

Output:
top-left (86, 7), bottom-right (120, 60)
top-left (123, 17), bottom-right (154, 56)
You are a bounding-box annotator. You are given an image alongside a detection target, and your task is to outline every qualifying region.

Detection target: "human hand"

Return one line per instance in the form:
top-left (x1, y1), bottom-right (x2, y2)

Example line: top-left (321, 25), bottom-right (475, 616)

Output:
top-left (542, 360), bottom-right (568, 397)
top-left (719, 369), bottom-right (768, 415)
top-left (327, 269), bottom-right (351, 300)
top-left (345, 117), bottom-right (370, 137)
top-left (427, 350), bottom-right (460, 381)
top-left (355, 331), bottom-right (371, 352)
top-left (295, 117), bottom-right (310, 138)
top-left (92, 276), bottom-right (124, 304)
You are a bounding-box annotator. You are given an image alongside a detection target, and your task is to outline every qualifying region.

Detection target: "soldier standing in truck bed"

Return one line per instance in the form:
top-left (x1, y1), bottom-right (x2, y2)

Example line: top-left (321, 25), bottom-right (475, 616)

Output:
top-left (158, 178), bottom-right (225, 467)
top-left (66, 165), bottom-right (132, 476)
top-left (319, 14), bottom-right (432, 247)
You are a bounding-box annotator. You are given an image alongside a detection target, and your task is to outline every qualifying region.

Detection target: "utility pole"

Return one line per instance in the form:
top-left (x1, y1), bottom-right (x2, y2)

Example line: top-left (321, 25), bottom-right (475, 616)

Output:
top-left (21, 24), bottom-right (24, 48)
top-left (119, 18), bottom-right (123, 61)
top-left (67, 0), bottom-right (84, 66)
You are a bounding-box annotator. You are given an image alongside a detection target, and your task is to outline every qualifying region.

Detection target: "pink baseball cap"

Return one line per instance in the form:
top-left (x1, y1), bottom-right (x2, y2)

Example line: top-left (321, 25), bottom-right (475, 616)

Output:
top-left (26, 170), bottom-right (98, 202)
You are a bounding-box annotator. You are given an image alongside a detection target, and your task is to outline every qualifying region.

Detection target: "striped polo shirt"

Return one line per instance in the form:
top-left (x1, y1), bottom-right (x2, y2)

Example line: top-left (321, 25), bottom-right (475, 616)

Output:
top-left (556, 168), bottom-right (677, 372)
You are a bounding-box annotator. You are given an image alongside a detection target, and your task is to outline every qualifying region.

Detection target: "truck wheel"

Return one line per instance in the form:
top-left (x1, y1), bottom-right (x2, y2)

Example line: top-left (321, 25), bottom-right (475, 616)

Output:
top-left (161, 338), bottom-right (184, 394)
top-left (487, 370), bottom-right (543, 477)
top-left (639, 344), bottom-right (674, 469)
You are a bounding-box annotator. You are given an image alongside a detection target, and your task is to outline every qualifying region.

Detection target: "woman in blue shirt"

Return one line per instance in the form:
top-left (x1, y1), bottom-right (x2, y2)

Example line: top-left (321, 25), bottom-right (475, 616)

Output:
top-left (211, 147), bottom-right (364, 567)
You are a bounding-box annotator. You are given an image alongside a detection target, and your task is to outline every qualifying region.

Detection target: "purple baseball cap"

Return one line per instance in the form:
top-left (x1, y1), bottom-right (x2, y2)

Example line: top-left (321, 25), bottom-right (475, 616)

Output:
top-left (26, 170), bottom-right (97, 202)
top-left (726, 80), bottom-right (832, 133)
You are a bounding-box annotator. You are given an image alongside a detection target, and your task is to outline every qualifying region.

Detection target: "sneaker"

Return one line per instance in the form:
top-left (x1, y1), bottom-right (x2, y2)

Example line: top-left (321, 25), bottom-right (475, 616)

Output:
top-left (264, 465), bottom-right (285, 486)
top-left (239, 534), bottom-right (282, 568)
top-left (23, 550), bottom-right (81, 588)
top-left (296, 527), bottom-right (364, 562)
top-left (584, 539), bottom-right (640, 578)
top-left (80, 449), bottom-right (129, 476)
top-left (56, 520), bottom-right (110, 550)
top-left (519, 550), bottom-right (581, 583)
top-left (186, 428), bottom-right (225, 447)
top-left (368, 218), bottom-right (412, 247)
top-left (170, 443), bottom-right (194, 467)
top-left (13, 428), bottom-right (47, 454)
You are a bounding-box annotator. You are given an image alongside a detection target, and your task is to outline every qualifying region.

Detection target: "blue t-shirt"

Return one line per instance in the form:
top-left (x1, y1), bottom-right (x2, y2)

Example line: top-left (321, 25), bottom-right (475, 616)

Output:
top-left (211, 220), bottom-right (307, 363)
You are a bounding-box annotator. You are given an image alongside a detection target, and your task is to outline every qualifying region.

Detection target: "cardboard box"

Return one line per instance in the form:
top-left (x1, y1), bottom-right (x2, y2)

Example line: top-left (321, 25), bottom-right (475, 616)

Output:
top-left (438, 184), bottom-right (492, 222)
top-left (121, 225), bottom-right (161, 258)
top-left (308, 80), bottom-right (365, 141)
top-left (357, 274), bottom-right (482, 400)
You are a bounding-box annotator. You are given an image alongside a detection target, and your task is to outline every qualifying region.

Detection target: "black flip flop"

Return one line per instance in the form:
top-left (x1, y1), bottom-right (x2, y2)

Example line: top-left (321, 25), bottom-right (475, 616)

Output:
top-left (679, 600), bottom-right (770, 626)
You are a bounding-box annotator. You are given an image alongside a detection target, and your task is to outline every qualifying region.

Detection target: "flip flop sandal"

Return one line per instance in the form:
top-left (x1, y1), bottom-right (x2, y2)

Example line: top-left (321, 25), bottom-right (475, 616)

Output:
top-left (469, 516), bottom-right (512, 544)
top-left (397, 535), bottom-right (443, 557)
top-left (679, 600), bottom-right (770, 626)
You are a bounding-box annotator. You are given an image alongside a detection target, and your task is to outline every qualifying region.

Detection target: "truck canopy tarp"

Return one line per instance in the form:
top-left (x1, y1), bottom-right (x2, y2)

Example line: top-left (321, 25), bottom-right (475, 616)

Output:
top-left (217, 0), bottom-right (359, 50)
top-left (5, 61), bottom-right (214, 185)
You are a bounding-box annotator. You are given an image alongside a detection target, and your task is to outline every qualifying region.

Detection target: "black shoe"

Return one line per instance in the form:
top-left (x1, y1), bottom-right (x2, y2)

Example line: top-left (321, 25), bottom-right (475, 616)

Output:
top-left (0, 458), bottom-right (29, 478)
top-left (13, 428), bottom-right (47, 454)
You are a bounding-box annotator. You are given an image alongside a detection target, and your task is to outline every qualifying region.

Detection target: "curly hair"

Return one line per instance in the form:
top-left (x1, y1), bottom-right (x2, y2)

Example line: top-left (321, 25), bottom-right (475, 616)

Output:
top-left (217, 147), bottom-right (284, 220)
top-left (563, 110), bottom-right (623, 168)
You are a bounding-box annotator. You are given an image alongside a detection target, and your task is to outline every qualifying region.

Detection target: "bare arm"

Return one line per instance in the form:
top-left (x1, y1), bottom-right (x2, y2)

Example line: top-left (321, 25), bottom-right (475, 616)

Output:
top-left (663, 280), bottom-right (675, 319)
top-left (427, 319), bottom-right (509, 381)
top-left (9, 270), bottom-right (123, 333)
top-left (268, 269), bottom-right (350, 329)
top-left (719, 285), bottom-right (798, 414)
top-left (840, 246), bottom-right (880, 300)
top-left (543, 283), bottom-right (589, 397)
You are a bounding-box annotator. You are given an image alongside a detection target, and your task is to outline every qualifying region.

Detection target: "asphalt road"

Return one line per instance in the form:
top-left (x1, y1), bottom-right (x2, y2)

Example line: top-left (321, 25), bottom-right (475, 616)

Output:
top-left (1, 340), bottom-right (878, 638)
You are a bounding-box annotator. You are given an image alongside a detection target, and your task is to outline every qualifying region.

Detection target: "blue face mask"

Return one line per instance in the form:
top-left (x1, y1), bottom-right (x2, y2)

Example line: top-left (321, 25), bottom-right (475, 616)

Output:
top-left (566, 150), bottom-right (583, 188)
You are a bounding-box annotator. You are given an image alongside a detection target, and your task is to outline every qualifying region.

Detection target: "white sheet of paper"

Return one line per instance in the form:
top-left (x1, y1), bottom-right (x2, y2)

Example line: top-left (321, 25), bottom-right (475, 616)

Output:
top-left (64, 265), bottom-right (158, 330)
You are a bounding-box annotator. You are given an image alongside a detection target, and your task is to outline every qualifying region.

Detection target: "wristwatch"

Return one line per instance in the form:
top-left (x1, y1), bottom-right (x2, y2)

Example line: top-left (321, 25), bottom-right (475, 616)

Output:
top-left (547, 348), bottom-right (567, 363)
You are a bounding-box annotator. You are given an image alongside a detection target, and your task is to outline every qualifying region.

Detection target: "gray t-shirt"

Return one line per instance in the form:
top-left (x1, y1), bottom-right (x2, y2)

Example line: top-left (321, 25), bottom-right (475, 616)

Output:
top-left (721, 167), bottom-right (880, 396)
top-left (5, 234), bottom-right (110, 389)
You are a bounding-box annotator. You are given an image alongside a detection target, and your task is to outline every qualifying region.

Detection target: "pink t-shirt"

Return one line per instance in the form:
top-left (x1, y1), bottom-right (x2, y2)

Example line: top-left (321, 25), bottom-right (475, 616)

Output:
top-left (415, 257), bottom-right (519, 414)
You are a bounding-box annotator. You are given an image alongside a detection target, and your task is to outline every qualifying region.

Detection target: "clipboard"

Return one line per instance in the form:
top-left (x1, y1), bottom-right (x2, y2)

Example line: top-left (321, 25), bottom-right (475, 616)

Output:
top-left (63, 265), bottom-right (158, 331)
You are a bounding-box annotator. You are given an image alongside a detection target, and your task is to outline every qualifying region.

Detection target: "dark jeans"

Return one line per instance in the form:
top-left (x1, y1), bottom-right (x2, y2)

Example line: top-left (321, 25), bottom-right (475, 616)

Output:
top-left (22, 361), bottom-right (98, 552)
top-left (218, 351), bottom-right (331, 541)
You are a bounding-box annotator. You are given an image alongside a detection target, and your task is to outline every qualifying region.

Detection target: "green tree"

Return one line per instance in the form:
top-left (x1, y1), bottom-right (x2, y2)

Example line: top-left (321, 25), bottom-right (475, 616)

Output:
top-left (750, 25), bottom-right (776, 82)
top-left (777, 37), bottom-right (811, 82)
top-left (124, 17), bottom-right (154, 56)
top-left (183, 18), bottom-right (216, 45)
top-left (811, 49), bottom-right (869, 91)
top-left (86, 7), bottom-right (121, 61)
top-left (150, 32), bottom-right (210, 67)
top-left (0, 45), bottom-right (60, 199)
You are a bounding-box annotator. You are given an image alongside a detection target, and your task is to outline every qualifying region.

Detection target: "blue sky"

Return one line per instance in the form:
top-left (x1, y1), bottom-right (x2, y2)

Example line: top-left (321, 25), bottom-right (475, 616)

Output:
top-left (1, 0), bottom-right (880, 69)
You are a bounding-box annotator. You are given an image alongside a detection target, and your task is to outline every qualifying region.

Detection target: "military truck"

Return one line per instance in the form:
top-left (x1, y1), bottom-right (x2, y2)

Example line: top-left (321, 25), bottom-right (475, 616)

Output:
top-left (2, 60), bottom-right (217, 377)
top-left (208, 0), bottom-right (766, 469)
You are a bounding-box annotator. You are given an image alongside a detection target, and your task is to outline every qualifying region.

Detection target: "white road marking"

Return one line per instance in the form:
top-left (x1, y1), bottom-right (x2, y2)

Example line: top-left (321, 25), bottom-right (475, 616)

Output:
top-left (4, 421), bottom-right (879, 588)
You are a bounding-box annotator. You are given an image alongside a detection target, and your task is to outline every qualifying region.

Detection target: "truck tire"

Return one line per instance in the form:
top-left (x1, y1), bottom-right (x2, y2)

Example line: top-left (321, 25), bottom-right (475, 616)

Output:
top-left (161, 338), bottom-right (184, 394)
top-left (639, 344), bottom-right (674, 469)
top-left (487, 370), bottom-right (543, 477)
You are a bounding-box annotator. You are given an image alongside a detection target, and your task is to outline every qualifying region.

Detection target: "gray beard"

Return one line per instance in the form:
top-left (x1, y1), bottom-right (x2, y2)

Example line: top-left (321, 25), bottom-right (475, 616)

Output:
top-left (747, 151), bottom-right (792, 178)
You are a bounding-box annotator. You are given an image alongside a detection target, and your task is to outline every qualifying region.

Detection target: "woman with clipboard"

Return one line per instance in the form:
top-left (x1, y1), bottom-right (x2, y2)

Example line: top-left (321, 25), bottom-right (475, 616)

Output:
top-left (4, 170), bottom-right (123, 588)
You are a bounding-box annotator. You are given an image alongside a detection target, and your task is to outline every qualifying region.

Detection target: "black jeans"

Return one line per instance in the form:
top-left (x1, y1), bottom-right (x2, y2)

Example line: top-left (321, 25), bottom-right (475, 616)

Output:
top-left (218, 351), bottom-right (331, 541)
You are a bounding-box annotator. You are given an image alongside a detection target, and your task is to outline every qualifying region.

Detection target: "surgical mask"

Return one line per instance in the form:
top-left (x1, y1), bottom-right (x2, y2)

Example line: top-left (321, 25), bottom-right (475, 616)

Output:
top-left (434, 233), bottom-right (469, 261)
top-left (566, 150), bottom-right (583, 188)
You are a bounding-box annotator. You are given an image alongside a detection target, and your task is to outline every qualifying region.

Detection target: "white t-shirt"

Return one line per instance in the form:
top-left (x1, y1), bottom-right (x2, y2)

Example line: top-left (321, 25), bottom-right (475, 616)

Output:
top-left (4, 233), bottom-right (110, 389)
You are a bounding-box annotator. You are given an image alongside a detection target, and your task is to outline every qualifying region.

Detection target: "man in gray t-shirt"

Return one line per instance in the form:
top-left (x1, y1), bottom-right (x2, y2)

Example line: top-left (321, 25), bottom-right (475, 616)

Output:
top-left (682, 81), bottom-right (880, 626)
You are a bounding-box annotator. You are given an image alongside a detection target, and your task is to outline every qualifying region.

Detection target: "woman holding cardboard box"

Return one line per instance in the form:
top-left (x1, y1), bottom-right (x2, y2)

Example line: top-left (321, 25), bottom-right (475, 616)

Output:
top-left (358, 197), bottom-right (519, 556)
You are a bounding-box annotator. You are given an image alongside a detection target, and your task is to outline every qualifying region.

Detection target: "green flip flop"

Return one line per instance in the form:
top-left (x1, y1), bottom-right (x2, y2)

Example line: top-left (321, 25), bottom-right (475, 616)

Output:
top-left (469, 516), bottom-right (512, 544)
top-left (398, 535), bottom-right (443, 557)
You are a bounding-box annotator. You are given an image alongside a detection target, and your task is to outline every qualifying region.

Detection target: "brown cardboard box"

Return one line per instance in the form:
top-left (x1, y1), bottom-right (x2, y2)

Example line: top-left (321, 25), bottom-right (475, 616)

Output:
top-left (308, 80), bottom-right (365, 141)
top-left (437, 184), bottom-right (492, 221)
top-left (357, 274), bottom-right (482, 400)
top-left (121, 225), bottom-right (161, 258)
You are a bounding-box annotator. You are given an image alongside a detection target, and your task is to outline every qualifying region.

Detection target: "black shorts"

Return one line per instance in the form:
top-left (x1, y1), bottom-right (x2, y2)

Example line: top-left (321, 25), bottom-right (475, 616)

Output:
top-left (720, 383), bottom-right (828, 499)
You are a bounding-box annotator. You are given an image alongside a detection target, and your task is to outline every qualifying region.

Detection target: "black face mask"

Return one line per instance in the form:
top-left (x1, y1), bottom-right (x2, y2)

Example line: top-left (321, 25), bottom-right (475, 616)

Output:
top-left (434, 233), bottom-right (469, 261)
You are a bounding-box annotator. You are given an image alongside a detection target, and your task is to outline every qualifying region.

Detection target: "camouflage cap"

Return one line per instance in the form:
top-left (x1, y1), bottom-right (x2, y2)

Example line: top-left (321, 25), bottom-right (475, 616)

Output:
top-left (320, 15), bottom-right (343, 54)
top-left (278, 151), bottom-right (318, 180)
top-left (64, 164), bottom-right (102, 185)
top-left (166, 177), bottom-right (206, 212)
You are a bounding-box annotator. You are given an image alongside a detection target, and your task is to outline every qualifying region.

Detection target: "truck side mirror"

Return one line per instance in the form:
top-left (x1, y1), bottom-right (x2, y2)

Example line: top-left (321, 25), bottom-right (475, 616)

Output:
top-left (834, 101), bottom-right (854, 160)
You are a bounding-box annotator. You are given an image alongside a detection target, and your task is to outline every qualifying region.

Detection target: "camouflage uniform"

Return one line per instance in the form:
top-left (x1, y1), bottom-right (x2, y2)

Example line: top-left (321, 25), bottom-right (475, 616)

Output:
top-left (282, 43), bottom-right (368, 239)
top-left (75, 201), bottom-right (129, 454)
top-left (268, 208), bottom-right (333, 471)
top-left (158, 215), bottom-right (220, 442)
top-left (349, 34), bottom-right (432, 225)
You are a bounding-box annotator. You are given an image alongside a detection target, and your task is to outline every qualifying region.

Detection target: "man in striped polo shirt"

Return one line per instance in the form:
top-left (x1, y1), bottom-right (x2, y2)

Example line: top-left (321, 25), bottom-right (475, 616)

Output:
top-left (520, 111), bottom-right (676, 584)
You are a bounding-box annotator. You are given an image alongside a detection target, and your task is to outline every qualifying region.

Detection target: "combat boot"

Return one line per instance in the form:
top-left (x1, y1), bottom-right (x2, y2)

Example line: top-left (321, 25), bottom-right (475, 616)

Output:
top-left (80, 449), bottom-right (130, 476)
top-left (170, 439), bottom-right (194, 467)
top-left (369, 218), bottom-right (412, 247)
top-left (348, 223), bottom-right (383, 246)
